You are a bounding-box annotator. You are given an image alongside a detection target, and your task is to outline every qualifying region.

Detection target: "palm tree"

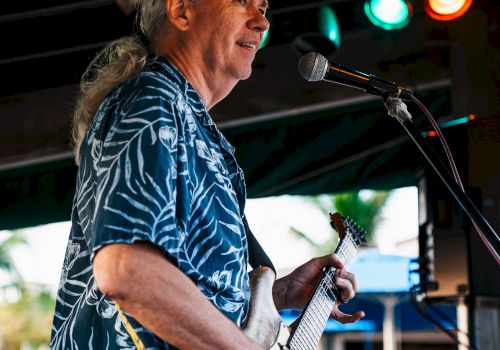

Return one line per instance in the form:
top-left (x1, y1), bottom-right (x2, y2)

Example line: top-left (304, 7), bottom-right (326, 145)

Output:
top-left (0, 231), bottom-right (27, 293)
top-left (290, 191), bottom-right (390, 255)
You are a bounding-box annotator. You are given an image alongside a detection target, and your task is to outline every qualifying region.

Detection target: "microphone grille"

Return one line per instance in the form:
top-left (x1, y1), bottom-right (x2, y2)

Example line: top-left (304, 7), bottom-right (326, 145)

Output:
top-left (298, 52), bottom-right (329, 82)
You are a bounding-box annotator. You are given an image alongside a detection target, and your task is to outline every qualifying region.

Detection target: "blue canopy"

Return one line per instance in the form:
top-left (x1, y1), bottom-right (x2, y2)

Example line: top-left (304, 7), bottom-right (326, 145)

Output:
top-left (350, 248), bottom-right (415, 293)
top-left (280, 249), bottom-right (456, 333)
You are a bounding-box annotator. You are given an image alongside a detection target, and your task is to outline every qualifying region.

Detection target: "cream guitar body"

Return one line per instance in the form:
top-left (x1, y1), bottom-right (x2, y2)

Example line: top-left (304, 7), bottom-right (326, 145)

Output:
top-left (242, 266), bottom-right (291, 349)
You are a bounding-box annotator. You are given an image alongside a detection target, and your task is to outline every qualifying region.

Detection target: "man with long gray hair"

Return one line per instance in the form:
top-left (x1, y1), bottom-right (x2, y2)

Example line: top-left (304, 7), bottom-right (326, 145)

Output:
top-left (50, 0), bottom-right (364, 349)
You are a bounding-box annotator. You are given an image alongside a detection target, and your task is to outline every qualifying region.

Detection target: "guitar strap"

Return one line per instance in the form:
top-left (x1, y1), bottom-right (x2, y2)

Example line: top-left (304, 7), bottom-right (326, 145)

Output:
top-left (243, 215), bottom-right (275, 272)
top-left (115, 302), bottom-right (146, 350)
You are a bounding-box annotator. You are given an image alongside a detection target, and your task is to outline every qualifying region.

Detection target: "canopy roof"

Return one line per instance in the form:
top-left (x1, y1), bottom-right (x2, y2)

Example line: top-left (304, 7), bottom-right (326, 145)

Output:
top-left (1, 0), bottom-right (498, 230)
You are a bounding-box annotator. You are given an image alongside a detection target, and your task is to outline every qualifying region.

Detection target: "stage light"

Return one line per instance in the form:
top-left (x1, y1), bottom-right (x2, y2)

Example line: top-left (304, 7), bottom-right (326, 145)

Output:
top-left (319, 5), bottom-right (341, 49)
top-left (364, 0), bottom-right (412, 30)
top-left (425, 0), bottom-right (473, 21)
top-left (421, 114), bottom-right (477, 137)
top-left (291, 5), bottom-right (340, 57)
top-left (259, 14), bottom-right (272, 49)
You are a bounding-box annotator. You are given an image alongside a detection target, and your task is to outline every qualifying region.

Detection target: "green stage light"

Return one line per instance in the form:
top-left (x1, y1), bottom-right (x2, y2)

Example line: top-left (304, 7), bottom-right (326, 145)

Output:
top-left (364, 0), bottom-right (412, 30)
top-left (259, 13), bottom-right (272, 49)
top-left (319, 5), bottom-right (341, 48)
top-left (291, 5), bottom-right (340, 56)
top-left (260, 29), bottom-right (270, 49)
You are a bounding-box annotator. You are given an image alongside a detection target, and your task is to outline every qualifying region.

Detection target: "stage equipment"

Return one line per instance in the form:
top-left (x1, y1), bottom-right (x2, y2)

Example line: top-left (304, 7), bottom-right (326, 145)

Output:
top-left (298, 52), bottom-right (500, 265)
top-left (290, 5), bottom-right (340, 57)
top-left (298, 51), bottom-right (413, 99)
top-left (425, 0), bottom-right (474, 21)
top-left (364, 0), bottom-right (413, 30)
top-left (417, 173), bottom-right (471, 299)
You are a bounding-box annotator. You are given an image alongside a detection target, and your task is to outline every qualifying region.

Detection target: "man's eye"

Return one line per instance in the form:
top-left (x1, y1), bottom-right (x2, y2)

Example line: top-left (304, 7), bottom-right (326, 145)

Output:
top-left (236, 0), bottom-right (248, 5)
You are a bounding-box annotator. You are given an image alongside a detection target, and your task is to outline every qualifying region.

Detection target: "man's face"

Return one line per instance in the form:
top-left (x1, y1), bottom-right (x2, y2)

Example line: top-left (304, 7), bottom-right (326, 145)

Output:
top-left (187, 0), bottom-right (270, 82)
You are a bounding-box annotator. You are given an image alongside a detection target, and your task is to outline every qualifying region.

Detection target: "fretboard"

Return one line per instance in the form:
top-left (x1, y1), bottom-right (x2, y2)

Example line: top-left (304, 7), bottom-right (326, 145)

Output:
top-left (287, 232), bottom-right (358, 350)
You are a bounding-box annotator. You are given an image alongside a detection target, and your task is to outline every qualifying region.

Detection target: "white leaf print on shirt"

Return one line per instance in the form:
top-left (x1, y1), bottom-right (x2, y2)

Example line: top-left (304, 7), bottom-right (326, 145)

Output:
top-left (177, 93), bottom-right (197, 147)
top-left (195, 139), bottom-right (226, 183)
top-left (198, 270), bottom-right (246, 313)
top-left (58, 241), bottom-right (80, 287)
top-left (158, 125), bottom-right (177, 152)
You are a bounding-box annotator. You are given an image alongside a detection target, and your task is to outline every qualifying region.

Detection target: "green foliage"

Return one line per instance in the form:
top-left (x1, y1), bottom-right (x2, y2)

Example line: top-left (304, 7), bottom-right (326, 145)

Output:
top-left (290, 191), bottom-right (390, 255)
top-left (0, 286), bottom-right (56, 350)
top-left (0, 231), bottom-right (27, 286)
top-left (333, 191), bottom-right (390, 243)
top-left (0, 230), bottom-right (55, 349)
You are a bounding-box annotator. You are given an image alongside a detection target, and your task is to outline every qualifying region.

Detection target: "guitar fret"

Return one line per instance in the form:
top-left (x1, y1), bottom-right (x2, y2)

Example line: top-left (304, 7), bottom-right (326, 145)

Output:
top-left (308, 324), bottom-right (322, 348)
top-left (337, 244), bottom-right (346, 261)
top-left (348, 237), bottom-right (356, 254)
top-left (292, 333), bottom-right (307, 350)
top-left (309, 293), bottom-right (330, 332)
top-left (319, 284), bottom-right (334, 312)
top-left (294, 331), bottom-right (307, 350)
top-left (291, 324), bottom-right (307, 349)
top-left (308, 307), bottom-right (321, 336)
top-left (305, 308), bottom-right (322, 340)
top-left (320, 284), bottom-right (334, 309)
top-left (286, 215), bottom-right (364, 350)
top-left (324, 270), bottom-right (334, 284)
top-left (308, 301), bottom-right (325, 337)
top-left (345, 239), bottom-right (353, 257)
top-left (301, 322), bottom-right (316, 350)
top-left (293, 292), bottom-right (329, 349)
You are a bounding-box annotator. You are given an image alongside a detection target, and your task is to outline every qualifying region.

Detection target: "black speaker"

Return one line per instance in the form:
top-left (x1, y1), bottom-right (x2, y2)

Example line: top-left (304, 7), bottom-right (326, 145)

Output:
top-left (417, 173), bottom-right (471, 300)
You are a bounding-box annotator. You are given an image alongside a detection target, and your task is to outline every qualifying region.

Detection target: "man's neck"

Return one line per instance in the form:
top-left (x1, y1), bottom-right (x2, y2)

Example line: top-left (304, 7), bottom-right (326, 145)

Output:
top-left (158, 50), bottom-right (237, 111)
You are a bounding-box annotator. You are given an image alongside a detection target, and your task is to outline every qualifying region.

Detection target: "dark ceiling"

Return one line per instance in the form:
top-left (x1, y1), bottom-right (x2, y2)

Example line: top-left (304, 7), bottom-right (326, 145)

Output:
top-left (1, 0), bottom-right (499, 230)
top-left (0, 0), bottom-right (456, 165)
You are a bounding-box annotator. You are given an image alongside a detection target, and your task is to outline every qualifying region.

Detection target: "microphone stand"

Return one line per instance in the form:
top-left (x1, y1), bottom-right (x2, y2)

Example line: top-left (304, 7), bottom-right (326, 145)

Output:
top-left (383, 97), bottom-right (500, 262)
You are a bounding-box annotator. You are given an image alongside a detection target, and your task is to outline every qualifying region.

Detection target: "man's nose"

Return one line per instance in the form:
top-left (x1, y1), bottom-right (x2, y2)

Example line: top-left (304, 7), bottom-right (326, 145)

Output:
top-left (249, 9), bottom-right (270, 33)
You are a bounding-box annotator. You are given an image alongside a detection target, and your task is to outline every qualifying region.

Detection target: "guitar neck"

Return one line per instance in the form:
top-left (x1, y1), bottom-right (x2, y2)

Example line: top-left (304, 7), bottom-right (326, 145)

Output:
top-left (287, 233), bottom-right (358, 350)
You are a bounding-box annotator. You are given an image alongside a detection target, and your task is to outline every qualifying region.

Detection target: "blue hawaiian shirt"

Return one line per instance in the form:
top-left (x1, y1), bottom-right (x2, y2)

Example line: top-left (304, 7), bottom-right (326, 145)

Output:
top-left (50, 56), bottom-right (250, 349)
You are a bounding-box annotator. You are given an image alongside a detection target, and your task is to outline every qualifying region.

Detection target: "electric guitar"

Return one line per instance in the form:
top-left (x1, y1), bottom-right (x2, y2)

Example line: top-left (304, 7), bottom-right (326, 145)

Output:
top-left (242, 212), bottom-right (366, 350)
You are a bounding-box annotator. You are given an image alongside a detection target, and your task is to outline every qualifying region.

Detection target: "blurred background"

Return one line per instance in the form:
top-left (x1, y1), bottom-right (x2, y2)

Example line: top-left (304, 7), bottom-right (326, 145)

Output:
top-left (0, 0), bottom-right (499, 349)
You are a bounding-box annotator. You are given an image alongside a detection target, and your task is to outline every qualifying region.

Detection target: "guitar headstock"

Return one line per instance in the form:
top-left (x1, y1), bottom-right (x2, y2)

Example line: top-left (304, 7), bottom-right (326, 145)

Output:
top-left (330, 212), bottom-right (367, 248)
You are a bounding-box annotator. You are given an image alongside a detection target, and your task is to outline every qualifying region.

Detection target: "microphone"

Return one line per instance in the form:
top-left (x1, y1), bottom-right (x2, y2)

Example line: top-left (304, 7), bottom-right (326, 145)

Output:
top-left (298, 52), bottom-right (413, 100)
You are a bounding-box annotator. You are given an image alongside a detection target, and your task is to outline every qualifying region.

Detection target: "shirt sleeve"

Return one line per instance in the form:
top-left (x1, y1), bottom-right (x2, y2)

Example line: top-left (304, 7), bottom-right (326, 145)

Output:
top-left (87, 75), bottom-right (189, 262)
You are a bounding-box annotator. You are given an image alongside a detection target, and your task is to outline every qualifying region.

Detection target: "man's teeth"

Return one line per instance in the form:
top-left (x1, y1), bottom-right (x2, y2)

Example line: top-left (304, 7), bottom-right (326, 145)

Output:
top-left (238, 42), bottom-right (256, 49)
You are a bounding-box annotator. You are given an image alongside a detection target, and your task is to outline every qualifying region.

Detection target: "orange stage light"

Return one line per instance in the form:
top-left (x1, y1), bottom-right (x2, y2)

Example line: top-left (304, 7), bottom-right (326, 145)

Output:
top-left (425, 0), bottom-right (474, 21)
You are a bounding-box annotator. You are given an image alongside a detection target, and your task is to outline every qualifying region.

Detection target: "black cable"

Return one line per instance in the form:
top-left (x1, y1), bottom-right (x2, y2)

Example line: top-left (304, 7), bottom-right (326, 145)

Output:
top-left (408, 261), bottom-right (478, 350)
top-left (410, 96), bottom-right (500, 264)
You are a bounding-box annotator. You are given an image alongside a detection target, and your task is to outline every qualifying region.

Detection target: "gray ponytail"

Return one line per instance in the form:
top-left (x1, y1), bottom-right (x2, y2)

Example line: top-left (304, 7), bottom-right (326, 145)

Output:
top-left (72, 0), bottom-right (166, 165)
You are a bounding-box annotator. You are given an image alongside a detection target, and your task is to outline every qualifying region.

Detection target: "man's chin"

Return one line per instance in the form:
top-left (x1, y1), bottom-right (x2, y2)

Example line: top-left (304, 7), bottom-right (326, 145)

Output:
top-left (238, 67), bottom-right (253, 81)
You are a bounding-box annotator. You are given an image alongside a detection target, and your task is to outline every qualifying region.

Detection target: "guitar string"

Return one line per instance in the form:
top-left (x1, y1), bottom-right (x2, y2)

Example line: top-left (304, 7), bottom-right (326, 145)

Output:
top-left (300, 294), bottom-right (323, 347)
top-left (291, 281), bottom-right (337, 348)
top-left (292, 282), bottom-right (334, 349)
top-left (292, 269), bottom-right (340, 347)
top-left (289, 231), bottom-right (361, 349)
top-left (292, 293), bottom-right (323, 349)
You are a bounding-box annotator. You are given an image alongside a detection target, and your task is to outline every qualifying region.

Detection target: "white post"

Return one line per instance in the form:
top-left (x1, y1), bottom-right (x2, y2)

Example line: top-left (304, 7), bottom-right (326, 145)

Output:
top-left (457, 297), bottom-right (469, 350)
top-left (382, 296), bottom-right (398, 350)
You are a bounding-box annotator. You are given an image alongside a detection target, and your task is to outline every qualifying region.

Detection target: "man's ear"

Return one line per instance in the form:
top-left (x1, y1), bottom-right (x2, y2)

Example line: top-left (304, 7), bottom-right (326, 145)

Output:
top-left (165, 0), bottom-right (190, 31)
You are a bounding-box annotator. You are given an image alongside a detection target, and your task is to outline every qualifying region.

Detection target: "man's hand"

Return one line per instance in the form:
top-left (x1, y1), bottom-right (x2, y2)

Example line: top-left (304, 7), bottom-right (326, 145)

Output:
top-left (272, 254), bottom-right (365, 324)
